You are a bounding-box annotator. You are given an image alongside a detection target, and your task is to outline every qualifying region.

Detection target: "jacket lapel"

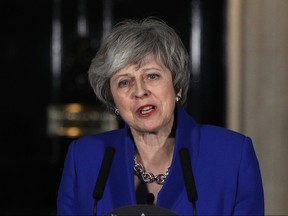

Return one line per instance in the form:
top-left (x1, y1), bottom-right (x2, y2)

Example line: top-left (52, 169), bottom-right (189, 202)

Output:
top-left (157, 106), bottom-right (200, 209)
top-left (109, 126), bottom-right (137, 208)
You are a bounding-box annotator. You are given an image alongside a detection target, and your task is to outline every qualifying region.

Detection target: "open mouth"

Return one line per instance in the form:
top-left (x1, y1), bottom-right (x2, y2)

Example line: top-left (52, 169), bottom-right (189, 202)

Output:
top-left (138, 105), bottom-right (156, 115)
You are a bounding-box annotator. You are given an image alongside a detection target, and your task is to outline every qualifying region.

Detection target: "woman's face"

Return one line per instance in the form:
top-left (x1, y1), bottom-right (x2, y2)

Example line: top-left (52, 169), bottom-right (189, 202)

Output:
top-left (110, 54), bottom-right (180, 134)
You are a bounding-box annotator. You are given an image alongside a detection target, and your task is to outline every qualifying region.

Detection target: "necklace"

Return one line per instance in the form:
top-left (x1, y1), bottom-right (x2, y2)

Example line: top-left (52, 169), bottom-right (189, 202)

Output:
top-left (133, 156), bottom-right (170, 185)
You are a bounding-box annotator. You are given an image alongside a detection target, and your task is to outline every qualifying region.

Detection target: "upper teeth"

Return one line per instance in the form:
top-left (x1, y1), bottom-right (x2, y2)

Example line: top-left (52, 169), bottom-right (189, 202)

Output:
top-left (142, 106), bottom-right (152, 111)
top-left (141, 106), bottom-right (153, 113)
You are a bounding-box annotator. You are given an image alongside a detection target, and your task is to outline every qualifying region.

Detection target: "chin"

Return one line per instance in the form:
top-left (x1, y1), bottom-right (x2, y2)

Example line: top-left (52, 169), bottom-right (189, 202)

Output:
top-left (138, 125), bottom-right (162, 134)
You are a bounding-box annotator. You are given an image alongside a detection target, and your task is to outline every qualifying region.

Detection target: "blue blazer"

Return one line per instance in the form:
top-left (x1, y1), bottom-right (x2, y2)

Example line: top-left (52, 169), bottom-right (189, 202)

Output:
top-left (57, 106), bottom-right (264, 215)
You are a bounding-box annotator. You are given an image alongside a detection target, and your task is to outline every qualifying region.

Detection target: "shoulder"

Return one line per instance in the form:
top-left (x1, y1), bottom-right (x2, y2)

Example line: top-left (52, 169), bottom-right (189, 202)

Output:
top-left (76, 128), bottom-right (125, 144)
top-left (177, 106), bottom-right (252, 151)
top-left (197, 124), bottom-right (253, 153)
top-left (194, 124), bottom-right (259, 176)
top-left (200, 124), bottom-right (248, 141)
top-left (68, 128), bottom-right (125, 157)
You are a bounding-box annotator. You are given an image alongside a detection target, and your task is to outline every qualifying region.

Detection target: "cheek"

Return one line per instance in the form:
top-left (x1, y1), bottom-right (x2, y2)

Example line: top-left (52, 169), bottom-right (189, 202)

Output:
top-left (110, 87), bottom-right (122, 103)
top-left (113, 94), bottom-right (130, 111)
top-left (161, 93), bottom-right (176, 112)
top-left (166, 87), bottom-right (177, 102)
top-left (113, 96), bottom-right (124, 108)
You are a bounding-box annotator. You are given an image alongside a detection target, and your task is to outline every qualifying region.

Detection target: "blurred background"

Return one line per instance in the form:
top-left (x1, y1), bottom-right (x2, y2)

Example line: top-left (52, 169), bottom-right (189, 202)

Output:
top-left (1, 0), bottom-right (287, 215)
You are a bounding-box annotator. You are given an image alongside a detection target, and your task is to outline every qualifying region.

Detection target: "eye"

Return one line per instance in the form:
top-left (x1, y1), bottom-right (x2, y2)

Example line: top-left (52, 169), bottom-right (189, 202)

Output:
top-left (147, 74), bottom-right (160, 80)
top-left (118, 79), bottom-right (129, 88)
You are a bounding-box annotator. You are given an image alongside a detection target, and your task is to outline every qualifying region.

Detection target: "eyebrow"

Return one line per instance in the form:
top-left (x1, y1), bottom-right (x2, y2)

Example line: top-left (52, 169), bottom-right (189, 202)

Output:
top-left (112, 66), bottom-right (164, 81)
top-left (111, 73), bottom-right (131, 82)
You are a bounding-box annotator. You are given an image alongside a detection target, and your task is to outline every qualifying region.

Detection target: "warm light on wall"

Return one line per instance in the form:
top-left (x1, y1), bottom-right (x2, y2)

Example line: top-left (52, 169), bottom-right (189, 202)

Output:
top-left (47, 103), bottom-right (118, 138)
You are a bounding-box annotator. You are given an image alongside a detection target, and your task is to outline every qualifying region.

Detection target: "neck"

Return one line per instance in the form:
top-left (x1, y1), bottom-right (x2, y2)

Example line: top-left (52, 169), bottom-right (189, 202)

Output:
top-left (130, 113), bottom-right (176, 173)
top-left (131, 131), bottom-right (175, 175)
top-left (131, 121), bottom-right (175, 157)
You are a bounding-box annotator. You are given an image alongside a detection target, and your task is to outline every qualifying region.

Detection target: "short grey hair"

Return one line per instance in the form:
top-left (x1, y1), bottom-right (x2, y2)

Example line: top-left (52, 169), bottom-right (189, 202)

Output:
top-left (88, 17), bottom-right (191, 112)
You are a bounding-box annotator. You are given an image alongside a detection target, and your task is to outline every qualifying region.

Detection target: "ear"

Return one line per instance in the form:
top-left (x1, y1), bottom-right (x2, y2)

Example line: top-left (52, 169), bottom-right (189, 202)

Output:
top-left (177, 89), bottom-right (182, 97)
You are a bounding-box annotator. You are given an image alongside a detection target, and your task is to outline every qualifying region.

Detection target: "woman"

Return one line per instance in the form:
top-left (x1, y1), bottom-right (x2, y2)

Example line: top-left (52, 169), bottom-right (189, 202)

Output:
top-left (57, 17), bottom-right (264, 215)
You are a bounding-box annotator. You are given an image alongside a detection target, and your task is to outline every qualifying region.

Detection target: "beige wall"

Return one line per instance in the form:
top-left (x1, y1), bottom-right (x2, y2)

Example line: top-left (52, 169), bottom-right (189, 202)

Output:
top-left (227, 0), bottom-right (288, 215)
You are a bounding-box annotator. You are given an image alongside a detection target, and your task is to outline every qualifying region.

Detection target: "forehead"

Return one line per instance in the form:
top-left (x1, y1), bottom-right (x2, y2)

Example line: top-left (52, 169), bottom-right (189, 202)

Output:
top-left (113, 53), bottom-right (168, 76)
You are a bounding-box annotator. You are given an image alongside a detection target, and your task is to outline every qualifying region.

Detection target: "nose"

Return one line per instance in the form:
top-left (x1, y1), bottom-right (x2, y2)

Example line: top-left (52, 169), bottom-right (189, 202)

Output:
top-left (133, 79), bottom-right (150, 99)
